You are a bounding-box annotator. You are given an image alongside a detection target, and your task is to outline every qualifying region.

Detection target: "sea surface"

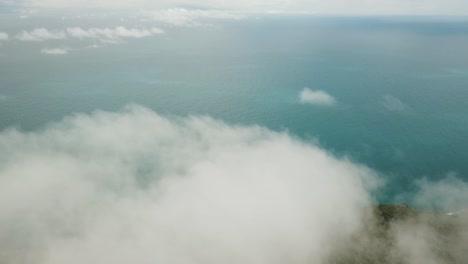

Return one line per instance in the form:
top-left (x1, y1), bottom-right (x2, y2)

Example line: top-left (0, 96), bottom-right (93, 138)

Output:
top-left (1, 15), bottom-right (468, 201)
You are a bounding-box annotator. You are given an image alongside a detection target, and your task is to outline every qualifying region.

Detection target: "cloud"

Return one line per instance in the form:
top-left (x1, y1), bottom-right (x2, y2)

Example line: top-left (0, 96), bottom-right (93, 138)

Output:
top-left (411, 174), bottom-right (468, 212)
top-left (65, 26), bottom-right (164, 42)
top-left (0, 105), bottom-right (379, 264)
top-left (0, 32), bottom-right (9, 41)
top-left (142, 8), bottom-right (246, 26)
top-left (13, 26), bottom-right (164, 45)
top-left (18, 8), bottom-right (38, 19)
top-left (382, 94), bottom-right (407, 112)
top-left (0, 105), bottom-right (467, 264)
top-left (16, 28), bottom-right (66, 42)
top-left (41, 47), bottom-right (68, 55)
top-left (299, 88), bottom-right (337, 106)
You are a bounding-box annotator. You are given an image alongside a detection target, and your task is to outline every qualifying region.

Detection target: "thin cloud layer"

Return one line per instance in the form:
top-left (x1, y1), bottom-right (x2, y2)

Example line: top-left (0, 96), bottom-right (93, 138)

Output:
top-left (382, 94), bottom-right (407, 112)
top-left (14, 27), bottom-right (165, 43)
top-left (8, 0), bottom-right (468, 15)
top-left (18, 8), bottom-right (38, 19)
top-left (66, 26), bottom-right (165, 42)
top-left (0, 105), bottom-right (377, 264)
top-left (411, 174), bottom-right (468, 211)
top-left (142, 8), bottom-right (246, 26)
top-left (41, 47), bottom-right (68, 55)
top-left (299, 88), bottom-right (337, 106)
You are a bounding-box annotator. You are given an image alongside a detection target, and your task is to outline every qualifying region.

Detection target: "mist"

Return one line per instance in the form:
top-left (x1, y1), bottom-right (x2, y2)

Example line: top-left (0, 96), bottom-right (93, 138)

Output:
top-left (0, 105), bottom-right (466, 264)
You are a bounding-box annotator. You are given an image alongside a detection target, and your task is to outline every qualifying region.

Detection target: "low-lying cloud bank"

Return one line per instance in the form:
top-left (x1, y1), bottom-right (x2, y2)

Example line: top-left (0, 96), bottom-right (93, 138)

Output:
top-left (0, 105), bottom-right (466, 264)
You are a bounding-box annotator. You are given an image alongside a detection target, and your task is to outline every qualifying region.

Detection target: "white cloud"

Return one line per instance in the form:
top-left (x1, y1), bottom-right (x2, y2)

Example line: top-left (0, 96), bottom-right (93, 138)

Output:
top-left (382, 94), bottom-right (407, 112)
top-left (0, 105), bottom-right (467, 264)
top-left (0, 105), bottom-right (379, 264)
top-left (41, 47), bottom-right (68, 55)
top-left (66, 26), bottom-right (164, 42)
top-left (411, 174), bottom-right (468, 212)
top-left (391, 214), bottom-right (468, 264)
top-left (299, 88), bottom-right (337, 106)
top-left (18, 8), bottom-right (38, 19)
top-left (142, 8), bottom-right (246, 26)
top-left (388, 176), bottom-right (468, 264)
top-left (16, 28), bottom-right (66, 42)
top-left (0, 32), bottom-right (9, 41)
top-left (13, 26), bottom-right (164, 44)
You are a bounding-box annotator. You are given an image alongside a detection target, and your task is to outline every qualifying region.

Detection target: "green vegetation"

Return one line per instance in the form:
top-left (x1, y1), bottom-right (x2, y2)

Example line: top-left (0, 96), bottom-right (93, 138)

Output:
top-left (329, 204), bottom-right (466, 264)
top-left (374, 204), bottom-right (418, 225)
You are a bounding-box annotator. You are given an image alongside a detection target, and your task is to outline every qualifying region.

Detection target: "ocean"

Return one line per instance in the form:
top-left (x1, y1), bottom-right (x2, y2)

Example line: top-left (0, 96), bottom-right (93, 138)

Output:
top-left (1, 15), bottom-right (468, 201)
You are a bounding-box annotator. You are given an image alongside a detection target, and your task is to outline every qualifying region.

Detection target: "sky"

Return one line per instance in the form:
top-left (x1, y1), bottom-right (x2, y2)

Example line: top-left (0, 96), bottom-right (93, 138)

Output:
top-left (2, 0), bottom-right (468, 15)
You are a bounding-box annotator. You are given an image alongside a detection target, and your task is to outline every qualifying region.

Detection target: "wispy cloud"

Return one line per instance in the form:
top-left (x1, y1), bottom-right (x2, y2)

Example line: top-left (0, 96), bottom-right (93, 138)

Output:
top-left (299, 87), bottom-right (337, 106)
top-left (14, 26), bottom-right (165, 44)
top-left (18, 8), bottom-right (38, 19)
top-left (0, 32), bottom-right (9, 41)
top-left (382, 94), bottom-right (407, 112)
top-left (41, 47), bottom-right (68, 55)
top-left (16, 28), bottom-right (66, 42)
top-left (142, 8), bottom-right (246, 26)
top-left (411, 173), bottom-right (468, 211)
top-left (66, 26), bottom-right (164, 42)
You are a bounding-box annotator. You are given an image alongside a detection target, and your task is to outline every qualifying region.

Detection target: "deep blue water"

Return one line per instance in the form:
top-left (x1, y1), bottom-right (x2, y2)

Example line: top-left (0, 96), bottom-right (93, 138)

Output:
top-left (1, 15), bottom-right (468, 200)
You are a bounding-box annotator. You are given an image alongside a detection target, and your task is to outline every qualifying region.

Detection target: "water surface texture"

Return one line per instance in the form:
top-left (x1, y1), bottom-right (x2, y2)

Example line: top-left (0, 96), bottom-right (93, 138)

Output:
top-left (1, 16), bottom-right (468, 200)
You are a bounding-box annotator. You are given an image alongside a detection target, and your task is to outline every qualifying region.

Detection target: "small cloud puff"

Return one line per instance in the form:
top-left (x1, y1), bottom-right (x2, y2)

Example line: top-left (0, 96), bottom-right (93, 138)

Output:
top-left (0, 32), bottom-right (9, 41)
top-left (16, 28), bottom-right (66, 42)
top-left (381, 94), bottom-right (407, 112)
top-left (41, 47), bottom-right (69, 55)
top-left (299, 87), bottom-right (337, 106)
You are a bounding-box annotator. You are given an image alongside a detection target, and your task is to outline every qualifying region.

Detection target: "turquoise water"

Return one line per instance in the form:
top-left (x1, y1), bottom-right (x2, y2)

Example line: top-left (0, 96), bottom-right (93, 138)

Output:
top-left (1, 16), bottom-right (468, 200)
